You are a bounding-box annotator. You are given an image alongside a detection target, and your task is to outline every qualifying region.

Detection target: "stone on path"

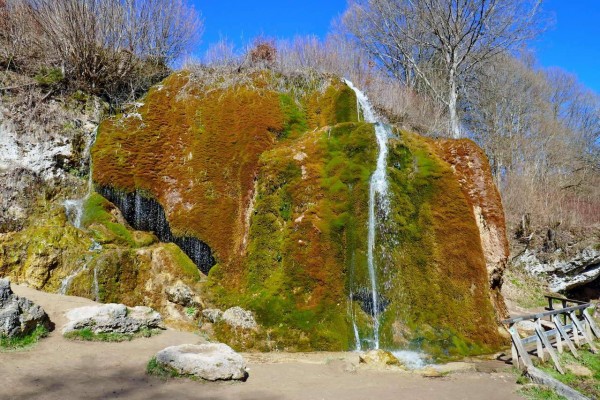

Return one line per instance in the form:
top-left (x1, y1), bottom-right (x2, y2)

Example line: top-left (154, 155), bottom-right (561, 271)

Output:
top-left (359, 349), bottom-right (402, 368)
top-left (0, 278), bottom-right (52, 338)
top-left (62, 303), bottom-right (163, 334)
top-left (155, 343), bottom-right (248, 381)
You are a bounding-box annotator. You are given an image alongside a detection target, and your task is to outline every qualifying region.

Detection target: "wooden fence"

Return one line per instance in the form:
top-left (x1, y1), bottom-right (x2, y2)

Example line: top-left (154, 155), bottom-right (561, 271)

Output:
top-left (502, 295), bottom-right (600, 374)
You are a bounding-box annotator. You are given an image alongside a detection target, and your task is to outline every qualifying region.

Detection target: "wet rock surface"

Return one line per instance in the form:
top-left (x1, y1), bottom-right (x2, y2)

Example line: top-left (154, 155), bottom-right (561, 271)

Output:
top-left (62, 303), bottom-right (163, 335)
top-left (155, 343), bottom-right (248, 381)
top-left (0, 278), bottom-right (52, 337)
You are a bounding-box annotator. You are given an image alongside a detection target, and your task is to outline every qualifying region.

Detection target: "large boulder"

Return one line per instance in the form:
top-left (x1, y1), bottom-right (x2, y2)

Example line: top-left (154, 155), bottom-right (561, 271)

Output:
top-left (62, 303), bottom-right (163, 334)
top-left (0, 278), bottom-right (52, 338)
top-left (221, 307), bottom-right (257, 330)
top-left (155, 343), bottom-right (248, 381)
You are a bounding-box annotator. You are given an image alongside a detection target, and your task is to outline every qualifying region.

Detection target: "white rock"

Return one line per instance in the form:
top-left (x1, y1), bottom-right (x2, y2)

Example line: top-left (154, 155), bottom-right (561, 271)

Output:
top-left (62, 303), bottom-right (163, 334)
top-left (222, 306), bottom-right (257, 330)
top-left (155, 343), bottom-right (248, 381)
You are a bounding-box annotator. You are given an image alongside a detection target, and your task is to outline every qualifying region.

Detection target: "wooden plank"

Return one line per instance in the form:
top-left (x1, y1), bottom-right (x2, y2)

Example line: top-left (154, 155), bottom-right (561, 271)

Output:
top-left (553, 315), bottom-right (579, 359)
top-left (521, 324), bottom-right (574, 345)
top-left (503, 303), bottom-right (591, 324)
top-left (535, 320), bottom-right (564, 374)
top-left (570, 311), bottom-right (598, 353)
top-left (583, 308), bottom-right (600, 338)
top-left (509, 328), bottom-right (532, 369)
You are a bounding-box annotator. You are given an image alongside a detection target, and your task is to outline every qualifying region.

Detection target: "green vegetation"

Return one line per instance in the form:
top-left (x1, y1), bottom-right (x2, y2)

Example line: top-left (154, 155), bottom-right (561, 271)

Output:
top-left (0, 326), bottom-right (49, 351)
top-left (82, 193), bottom-right (157, 248)
top-left (146, 357), bottom-right (181, 379)
top-left (63, 327), bottom-right (160, 342)
top-left (519, 385), bottom-right (567, 400)
top-left (536, 344), bottom-right (600, 399)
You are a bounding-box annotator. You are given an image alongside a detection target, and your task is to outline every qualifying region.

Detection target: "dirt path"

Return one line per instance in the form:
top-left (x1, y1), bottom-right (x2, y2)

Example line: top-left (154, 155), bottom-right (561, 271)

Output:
top-left (1, 285), bottom-right (525, 400)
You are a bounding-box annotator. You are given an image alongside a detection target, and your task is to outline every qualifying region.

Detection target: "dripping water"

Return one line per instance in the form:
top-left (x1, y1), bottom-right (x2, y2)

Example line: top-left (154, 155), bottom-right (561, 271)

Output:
top-left (64, 128), bottom-right (98, 229)
top-left (344, 79), bottom-right (390, 350)
top-left (58, 240), bottom-right (102, 296)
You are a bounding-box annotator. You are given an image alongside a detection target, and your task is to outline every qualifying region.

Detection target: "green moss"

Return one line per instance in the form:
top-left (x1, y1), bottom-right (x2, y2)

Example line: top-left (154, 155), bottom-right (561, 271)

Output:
top-left (82, 192), bottom-right (157, 248)
top-left (64, 327), bottom-right (160, 342)
top-left (163, 243), bottom-right (201, 281)
top-left (0, 326), bottom-right (49, 351)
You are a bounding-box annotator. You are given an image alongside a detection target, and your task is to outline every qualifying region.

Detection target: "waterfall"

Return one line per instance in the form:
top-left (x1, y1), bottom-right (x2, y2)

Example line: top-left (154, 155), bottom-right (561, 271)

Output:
top-left (59, 263), bottom-right (89, 295)
top-left (344, 80), bottom-right (390, 350)
top-left (64, 128), bottom-right (98, 229)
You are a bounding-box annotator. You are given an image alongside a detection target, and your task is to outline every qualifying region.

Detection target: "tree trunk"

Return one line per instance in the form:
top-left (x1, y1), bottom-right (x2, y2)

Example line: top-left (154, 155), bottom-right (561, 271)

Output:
top-left (448, 66), bottom-right (461, 138)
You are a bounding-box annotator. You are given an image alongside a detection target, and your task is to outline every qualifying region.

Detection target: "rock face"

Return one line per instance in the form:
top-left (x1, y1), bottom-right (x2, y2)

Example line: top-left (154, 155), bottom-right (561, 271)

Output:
top-left (0, 279), bottom-right (52, 337)
top-left (62, 303), bottom-right (163, 334)
top-left (221, 307), bottom-right (257, 330)
top-left (0, 100), bottom-right (98, 232)
top-left (89, 71), bottom-right (506, 356)
top-left (517, 247), bottom-right (600, 292)
top-left (434, 139), bottom-right (510, 320)
top-left (155, 343), bottom-right (248, 381)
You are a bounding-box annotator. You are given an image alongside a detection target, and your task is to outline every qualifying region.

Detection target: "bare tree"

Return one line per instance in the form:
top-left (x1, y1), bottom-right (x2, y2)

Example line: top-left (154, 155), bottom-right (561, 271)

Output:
top-left (6, 0), bottom-right (201, 102)
top-left (343, 0), bottom-right (543, 138)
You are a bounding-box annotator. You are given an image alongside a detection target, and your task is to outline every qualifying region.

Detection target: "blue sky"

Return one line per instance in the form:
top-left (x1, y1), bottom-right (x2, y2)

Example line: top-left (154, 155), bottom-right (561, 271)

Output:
top-left (191, 0), bottom-right (599, 93)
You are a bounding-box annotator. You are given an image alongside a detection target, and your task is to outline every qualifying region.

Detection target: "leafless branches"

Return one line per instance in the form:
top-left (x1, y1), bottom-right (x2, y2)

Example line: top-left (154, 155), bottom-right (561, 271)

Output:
top-left (343, 0), bottom-right (543, 138)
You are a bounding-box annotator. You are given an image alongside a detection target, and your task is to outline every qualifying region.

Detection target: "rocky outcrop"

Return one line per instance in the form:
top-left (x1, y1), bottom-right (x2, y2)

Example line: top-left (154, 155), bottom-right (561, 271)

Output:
top-left (154, 343), bottom-right (248, 381)
top-left (221, 307), bottom-right (257, 330)
top-left (434, 139), bottom-right (510, 320)
top-left (0, 100), bottom-right (98, 232)
top-left (62, 303), bottom-right (163, 335)
top-left (516, 247), bottom-right (600, 292)
top-left (0, 278), bottom-right (52, 337)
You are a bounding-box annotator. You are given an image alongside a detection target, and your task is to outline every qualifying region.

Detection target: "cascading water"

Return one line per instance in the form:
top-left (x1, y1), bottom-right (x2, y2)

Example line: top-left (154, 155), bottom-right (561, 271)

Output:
top-left (64, 128), bottom-right (98, 229)
top-left (344, 80), bottom-right (390, 350)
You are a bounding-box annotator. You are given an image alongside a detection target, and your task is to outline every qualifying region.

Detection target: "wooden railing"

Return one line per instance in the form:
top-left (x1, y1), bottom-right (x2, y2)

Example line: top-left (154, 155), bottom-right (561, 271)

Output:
top-left (502, 295), bottom-right (600, 374)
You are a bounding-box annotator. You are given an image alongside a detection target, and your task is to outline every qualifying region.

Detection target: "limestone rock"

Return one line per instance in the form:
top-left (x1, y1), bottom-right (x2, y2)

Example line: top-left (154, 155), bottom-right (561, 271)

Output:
top-left (0, 278), bottom-right (52, 338)
top-left (222, 307), bottom-right (257, 330)
top-left (155, 343), bottom-right (248, 381)
top-left (517, 247), bottom-right (600, 292)
top-left (165, 282), bottom-right (194, 307)
top-left (62, 303), bottom-right (163, 334)
top-left (359, 349), bottom-right (400, 367)
top-left (202, 308), bottom-right (222, 323)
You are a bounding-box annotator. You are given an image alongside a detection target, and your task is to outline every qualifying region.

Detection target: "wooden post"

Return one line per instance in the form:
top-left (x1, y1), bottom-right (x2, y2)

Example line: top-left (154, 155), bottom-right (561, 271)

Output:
top-left (555, 324), bottom-right (563, 354)
top-left (553, 315), bottom-right (579, 359)
top-left (509, 327), bottom-right (532, 369)
top-left (583, 308), bottom-right (600, 338)
top-left (535, 318), bottom-right (546, 361)
top-left (535, 320), bottom-right (564, 374)
top-left (570, 311), bottom-right (598, 353)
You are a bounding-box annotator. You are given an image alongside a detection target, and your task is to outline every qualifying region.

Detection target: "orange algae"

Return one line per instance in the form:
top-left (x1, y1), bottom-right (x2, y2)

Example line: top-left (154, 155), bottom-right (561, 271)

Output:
top-left (93, 73), bottom-right (285, 268)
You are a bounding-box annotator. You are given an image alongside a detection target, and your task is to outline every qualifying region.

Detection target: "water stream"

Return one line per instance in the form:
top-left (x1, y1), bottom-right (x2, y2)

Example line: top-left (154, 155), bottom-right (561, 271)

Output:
top-left (64, 128), bottom-right (98, 229)
top-left (344, 80), bottom-right (390, 350)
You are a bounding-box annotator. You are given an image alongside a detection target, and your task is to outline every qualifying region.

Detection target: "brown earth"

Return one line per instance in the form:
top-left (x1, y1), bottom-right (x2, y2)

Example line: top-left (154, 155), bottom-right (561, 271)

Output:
top-left (0, 285), bottom-right (526, 400)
